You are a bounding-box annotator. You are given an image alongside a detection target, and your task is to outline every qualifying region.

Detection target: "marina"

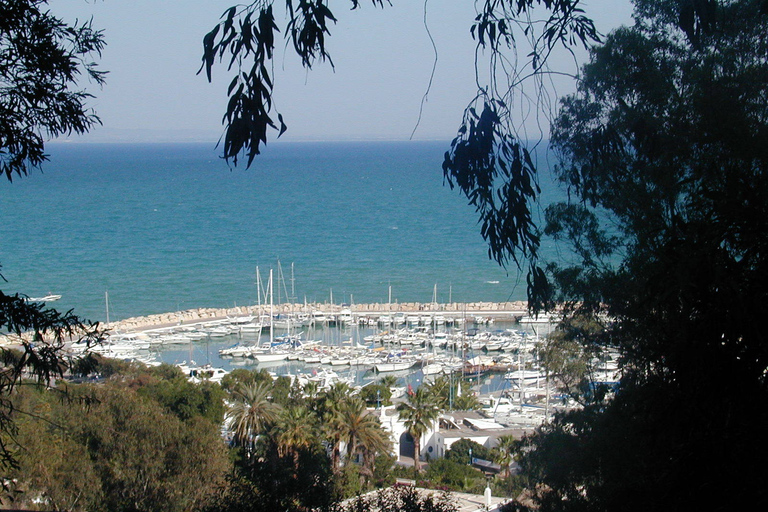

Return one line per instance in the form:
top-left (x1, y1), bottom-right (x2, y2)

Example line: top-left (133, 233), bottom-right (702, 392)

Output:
top-left (79, 302), bottom-right (568, 428)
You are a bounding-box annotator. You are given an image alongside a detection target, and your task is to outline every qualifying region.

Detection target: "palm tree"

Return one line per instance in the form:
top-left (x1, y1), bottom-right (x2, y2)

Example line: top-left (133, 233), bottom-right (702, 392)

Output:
top-left (303, 380), bottom-right (320, 401)
top-left (227, 381), bottom-right (280, 457)
top-left (277, 404), bottom-right (318, 471)
top-left (424, 375), bottom-right (451, 410)
top-left (319, 381), bottom-right (353, 415)
top-left (356, 414), bottom-right (392, 483)
top-left (494, 434), bottom-right (517, 477)
top-left (378, 375), bottom-right (398, 389)
top-left (396, 386), bottom-right (440, 471)
top-left (320, 382), bottom-right (354, 472)
top-left (453, 391), bottom-right (481, 411)
top-left (337, 398), bottom-right (389, 464)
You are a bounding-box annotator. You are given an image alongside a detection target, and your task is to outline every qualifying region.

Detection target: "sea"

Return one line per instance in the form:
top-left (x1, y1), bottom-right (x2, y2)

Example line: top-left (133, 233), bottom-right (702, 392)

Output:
top-left (1, 140), bottom-right (566, 392)
top-left (0, 140), bottom-right (566, 324)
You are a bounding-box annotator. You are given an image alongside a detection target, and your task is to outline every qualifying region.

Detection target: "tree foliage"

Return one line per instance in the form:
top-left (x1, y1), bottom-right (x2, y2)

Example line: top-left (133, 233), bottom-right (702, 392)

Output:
top-left (537, 314), bottom-right (607, 403)
top-left (516, 0), bottom-right (768, 510)
top-left (0, 291), bottom-right (103, 473)
top-left (396, 386), bottom-right (440, 471)
top-left (424, 375), bottom-right (479, 412)
top-left (0, 0), bottom-right (108, 486)
top-left (423, 458), bottom-right (485, 494)
top-left (444, 438), bottom-right (493, 466)
top-left (0, 0), bottom-right (105, 181)
top-left (227, 381), bottom-right (280, 456)
top-left (5, 382), bottom-right (230, 512)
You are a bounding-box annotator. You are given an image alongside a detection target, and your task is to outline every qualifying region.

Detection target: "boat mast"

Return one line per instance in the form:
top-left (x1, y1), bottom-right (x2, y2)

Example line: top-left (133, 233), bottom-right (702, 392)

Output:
top-left (256, 266), bottom-right (263, 320)
top-left (269, 269), bottom-right (274, 347)
top-left (105, 290), bottom-right (110, 326)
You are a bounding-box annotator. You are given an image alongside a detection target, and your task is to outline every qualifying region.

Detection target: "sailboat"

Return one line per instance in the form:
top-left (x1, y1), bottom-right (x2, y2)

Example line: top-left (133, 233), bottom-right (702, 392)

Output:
top-left (251, 269), bottom-right (290, 363)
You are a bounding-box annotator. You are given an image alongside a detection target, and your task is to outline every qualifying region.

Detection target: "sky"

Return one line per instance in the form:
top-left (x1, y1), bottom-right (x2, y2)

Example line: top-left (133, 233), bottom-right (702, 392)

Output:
top-left (50, 0), bottom-right (634, 143)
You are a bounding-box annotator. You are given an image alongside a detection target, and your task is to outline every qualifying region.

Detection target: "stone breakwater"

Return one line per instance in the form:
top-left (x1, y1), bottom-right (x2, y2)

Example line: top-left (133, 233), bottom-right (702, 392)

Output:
top-left (106, 301), bottom-right (530, 333)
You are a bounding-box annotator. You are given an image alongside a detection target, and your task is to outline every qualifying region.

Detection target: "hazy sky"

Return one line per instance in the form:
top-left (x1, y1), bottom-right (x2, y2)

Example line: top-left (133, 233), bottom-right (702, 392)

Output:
top-left (51, 0), bottom-right (634, 143)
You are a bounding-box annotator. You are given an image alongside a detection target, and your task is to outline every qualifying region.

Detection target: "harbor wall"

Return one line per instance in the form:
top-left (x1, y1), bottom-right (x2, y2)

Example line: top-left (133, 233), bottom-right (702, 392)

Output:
top-left (106, 301), bottom-right (529, 333)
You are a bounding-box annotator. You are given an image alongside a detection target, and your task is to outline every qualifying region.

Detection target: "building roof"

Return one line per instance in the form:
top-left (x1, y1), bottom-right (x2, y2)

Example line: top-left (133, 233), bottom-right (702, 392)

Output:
top-left (439, 411), bottom-right (530, 442)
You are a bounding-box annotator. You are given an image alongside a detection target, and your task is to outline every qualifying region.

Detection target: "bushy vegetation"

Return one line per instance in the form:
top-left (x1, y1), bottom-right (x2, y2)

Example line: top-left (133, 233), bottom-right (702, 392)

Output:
top-left (2, 358), bottom-right (534, 510)
top-left (4, 375), bottom-right (230, 512)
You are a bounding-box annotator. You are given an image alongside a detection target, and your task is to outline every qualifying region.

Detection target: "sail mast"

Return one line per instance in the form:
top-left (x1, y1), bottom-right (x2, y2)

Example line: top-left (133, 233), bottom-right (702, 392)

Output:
top-left (269, 269), bottom-right (274, 347)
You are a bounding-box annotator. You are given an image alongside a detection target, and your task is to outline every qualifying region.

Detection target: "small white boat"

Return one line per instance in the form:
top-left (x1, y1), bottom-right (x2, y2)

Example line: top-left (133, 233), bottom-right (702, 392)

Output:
top-left (159, 334), bottom-right (193, 344)
top-left (375, 360), bottom-right (416, 372)
top-left (390, 386), bottom-right (407, 399)
top-left (338, 309), bottom-right (354, 324)
top-left (481, 394), bottom-right (516, 416)
top-left (26, 294), bottom-right (62, 302)
top-left (251, 350), bottom-right (290, 363)
top-left (421, 363), bottom-right (444, 376)
top-left (207, 326), bottom-right (231, 337)
top-left (239, 322), bottom-right (262, 333)
top-left (504, 370), bottom-right (545, 384)
top-left (180, 364), bottom-right (229, 384)
top-left (219, 344), bottom-right (257, 357)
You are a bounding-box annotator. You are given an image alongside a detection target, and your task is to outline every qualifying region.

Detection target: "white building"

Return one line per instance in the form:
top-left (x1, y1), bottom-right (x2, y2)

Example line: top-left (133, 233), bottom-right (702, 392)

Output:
top-left (377, 406), bottom-right (532, 466)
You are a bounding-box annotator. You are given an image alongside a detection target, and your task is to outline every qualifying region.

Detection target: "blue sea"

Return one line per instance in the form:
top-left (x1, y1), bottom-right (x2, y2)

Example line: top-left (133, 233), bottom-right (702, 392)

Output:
top-left (0, 141), bottom-right (564, 323)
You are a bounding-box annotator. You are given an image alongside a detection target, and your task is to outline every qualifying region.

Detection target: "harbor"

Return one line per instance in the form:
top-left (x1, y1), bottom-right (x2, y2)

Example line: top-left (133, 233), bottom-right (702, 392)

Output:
top-left (80, 301), bottom-right (571, 429)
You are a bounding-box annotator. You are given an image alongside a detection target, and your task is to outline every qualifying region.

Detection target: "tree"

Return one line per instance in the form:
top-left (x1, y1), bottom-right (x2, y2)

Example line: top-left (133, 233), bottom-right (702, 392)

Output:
top-left (220, 368), bottom-right (273, 395)
top-left (227, 381), bottom-right (280, 457)
top-left (6, 382), bottom-right (230, 512)
top-left (356, 416), bottom-right (391, 485)
top-left (0, 292), bottom-right (103, 474)
top-left (136, 367), bottom-right (227, 424)
top-left (537, 314), bottom-right (604, 403)
top-left (7, 387), bottom-right (102, 511)
top-left (492, 434), bottom-right (517, 478)
top-left (423, 458), bottom-right (486, 494)
top-left (359, 382), bottom-right (392, 407)
top-left (424, 375), bottom-right (479, 412)
top-left (396, 386), bottom-right (440, 471)
top-left (0, 1), bottom-right (108, 477)
top-left (319, 381), bottom-right (355, 471)
top-left (515, 1), bottom-right (768, 510)
top-left (0, 0), bottom-right (105, 181)
top-left (276, 403), bottom-right (319, 470)
top-left (445, 438), bottom-right (493, 466)
top-left (334, 397), bottom-right (391, 480)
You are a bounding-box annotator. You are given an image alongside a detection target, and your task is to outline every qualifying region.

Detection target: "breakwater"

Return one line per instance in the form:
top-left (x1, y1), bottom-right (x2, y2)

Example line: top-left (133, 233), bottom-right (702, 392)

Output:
top-left (107, 301), bottom-right (530, 333)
